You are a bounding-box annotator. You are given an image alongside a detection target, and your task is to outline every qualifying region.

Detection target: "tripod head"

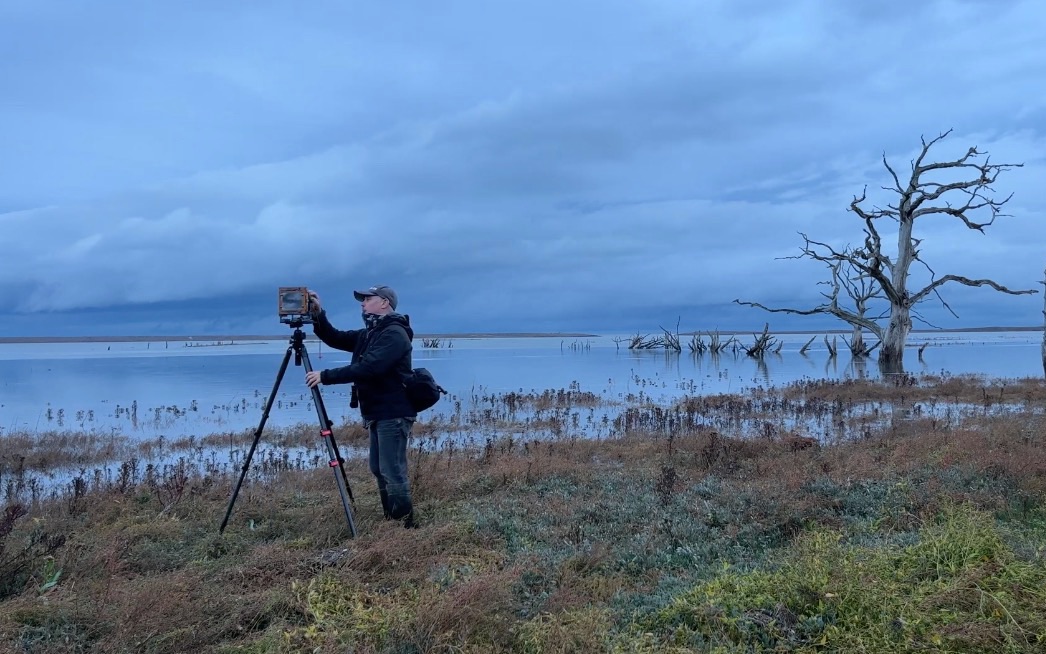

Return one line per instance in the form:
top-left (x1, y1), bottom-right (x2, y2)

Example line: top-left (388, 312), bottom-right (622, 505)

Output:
top-left (284, 324), bottom-right (308, 365)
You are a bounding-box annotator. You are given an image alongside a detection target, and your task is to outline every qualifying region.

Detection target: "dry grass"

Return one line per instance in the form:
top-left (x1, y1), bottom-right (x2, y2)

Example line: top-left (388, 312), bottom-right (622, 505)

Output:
top-left (1, 374), bottom-right (1045, 652)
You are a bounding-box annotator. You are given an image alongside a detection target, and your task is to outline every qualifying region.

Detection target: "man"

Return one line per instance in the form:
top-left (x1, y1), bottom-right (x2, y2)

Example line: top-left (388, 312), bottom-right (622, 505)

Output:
top-left (304, 284), bottom-right (418, 528)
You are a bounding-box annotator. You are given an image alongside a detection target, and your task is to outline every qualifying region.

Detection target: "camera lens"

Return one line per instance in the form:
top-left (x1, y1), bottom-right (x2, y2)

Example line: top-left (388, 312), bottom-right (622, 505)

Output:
top-left (282, 291), bottom-right (304, 311)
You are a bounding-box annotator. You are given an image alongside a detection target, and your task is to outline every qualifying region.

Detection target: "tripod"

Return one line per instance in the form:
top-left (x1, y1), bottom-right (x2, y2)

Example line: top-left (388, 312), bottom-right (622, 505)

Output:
top-left (219, 323), bottom-right (357, 537)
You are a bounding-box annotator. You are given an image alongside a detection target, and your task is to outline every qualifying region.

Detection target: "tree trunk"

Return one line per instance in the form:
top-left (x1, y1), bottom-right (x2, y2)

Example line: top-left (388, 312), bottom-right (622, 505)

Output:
top-left (850, 326), bottom-right (864, 355)
top-left (879, 214), bottom-right (916, 375)
top-left (879, 302), bottom-right (911, 374)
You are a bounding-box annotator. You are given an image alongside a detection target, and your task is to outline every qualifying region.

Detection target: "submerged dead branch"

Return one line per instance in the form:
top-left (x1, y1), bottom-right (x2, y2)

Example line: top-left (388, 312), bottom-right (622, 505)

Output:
top-left (660, 318), bottom-right (682, 352)
top-left (918, 342), bottom-right (930, 361)
top-left (689, 331), bottom-right (737, 354)
top-left (743, 323), bottom-right (779, 358)
top-left (709, 332), bottom-right (735, 354)
top-left (628, 332), bottom-right (664, 350)
top-left (844, 330), bottom-right (880, 357)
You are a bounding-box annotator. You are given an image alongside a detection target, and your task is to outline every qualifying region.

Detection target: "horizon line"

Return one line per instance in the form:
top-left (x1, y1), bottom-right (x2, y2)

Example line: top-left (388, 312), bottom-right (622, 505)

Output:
top-left (0, 324), bottom-right (1042, 344)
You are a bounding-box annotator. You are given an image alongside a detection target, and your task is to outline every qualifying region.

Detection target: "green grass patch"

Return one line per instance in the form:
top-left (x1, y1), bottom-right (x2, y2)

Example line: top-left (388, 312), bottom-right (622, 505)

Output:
top-left (640, 502), bottom-right (1046, 652)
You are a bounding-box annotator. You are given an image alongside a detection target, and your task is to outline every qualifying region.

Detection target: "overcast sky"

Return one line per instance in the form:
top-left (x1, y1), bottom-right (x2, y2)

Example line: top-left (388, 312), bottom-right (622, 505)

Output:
top-left (2, 0), bottom-right (1044, 337)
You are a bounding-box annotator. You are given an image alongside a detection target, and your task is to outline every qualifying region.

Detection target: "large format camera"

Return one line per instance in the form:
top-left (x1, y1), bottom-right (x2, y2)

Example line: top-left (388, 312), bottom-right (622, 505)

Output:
top-left (278, 287), bottom-right (315, 325)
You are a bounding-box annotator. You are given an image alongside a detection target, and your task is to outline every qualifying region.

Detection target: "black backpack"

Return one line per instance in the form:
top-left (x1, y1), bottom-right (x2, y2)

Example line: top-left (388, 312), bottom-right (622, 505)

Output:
top-left (403, 367), bottom-right (447, 412)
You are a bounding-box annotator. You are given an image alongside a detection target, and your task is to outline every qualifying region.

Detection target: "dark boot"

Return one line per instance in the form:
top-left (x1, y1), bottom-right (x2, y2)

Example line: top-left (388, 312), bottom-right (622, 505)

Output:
top-left (387, 479), bottom-right (414, 525)
top-left (378, 489), bottom-right (392, 519)
top-left (387, 494), bottom-right (416, 528)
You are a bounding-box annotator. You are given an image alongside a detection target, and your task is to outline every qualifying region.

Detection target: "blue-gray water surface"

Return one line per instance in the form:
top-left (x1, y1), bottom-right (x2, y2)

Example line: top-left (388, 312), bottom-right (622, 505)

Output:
top-left (1, 330), bottom-right (1041, 440)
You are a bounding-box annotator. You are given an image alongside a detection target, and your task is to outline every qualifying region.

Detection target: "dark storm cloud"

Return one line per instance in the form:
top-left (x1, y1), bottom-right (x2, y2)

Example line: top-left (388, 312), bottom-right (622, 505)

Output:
top-left (1, 0), bottom-right (1045, 336)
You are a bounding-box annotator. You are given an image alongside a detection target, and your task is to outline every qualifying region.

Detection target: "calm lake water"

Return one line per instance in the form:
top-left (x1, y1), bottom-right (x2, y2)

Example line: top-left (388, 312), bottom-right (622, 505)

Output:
top-left (1, 330), bottom-right (1041, 440)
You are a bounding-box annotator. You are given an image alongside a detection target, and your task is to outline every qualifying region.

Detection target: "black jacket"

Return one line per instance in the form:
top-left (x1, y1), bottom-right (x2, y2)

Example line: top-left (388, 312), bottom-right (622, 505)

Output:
top-left (312, 311), bottom-right (416, 420)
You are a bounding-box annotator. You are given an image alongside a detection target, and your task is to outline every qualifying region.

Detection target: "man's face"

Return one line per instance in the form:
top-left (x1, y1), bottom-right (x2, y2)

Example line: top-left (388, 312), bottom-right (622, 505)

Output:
top-left (360, 294), bottom-right (390, 315)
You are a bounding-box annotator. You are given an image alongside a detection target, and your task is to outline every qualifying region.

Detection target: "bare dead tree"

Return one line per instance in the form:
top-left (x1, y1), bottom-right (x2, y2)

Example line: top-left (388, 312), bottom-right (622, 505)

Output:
top-left (735, 130), bottom-right (1037, 373)
top-left (708, 331), bottom-right (735, 354)
top-left (691, 331), bottom-right (736, 354)
top-left (660, 330), bottom-right (681, 351)
top-left (659, 318), bottom-right (682, 352)
top-left (845, 334), bottom-right (880, 357)
top-left (743, 323), bottom-right (779, 358)
top-left (833, 259), bottom-right (882, 357)
top-left (799, 335), bottom-right (817, 355)
top-left (740, 245), bottom-right (883, 356)
top-left (824, 334), bottom-right (837, 358)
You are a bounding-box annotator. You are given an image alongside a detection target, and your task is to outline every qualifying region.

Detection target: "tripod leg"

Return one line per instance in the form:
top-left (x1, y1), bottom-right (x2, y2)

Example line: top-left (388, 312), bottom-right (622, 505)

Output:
top-left (219, 343), bottom-right (294, 533)
top-left (297, 339), bottom-right (354, 499)
top-left (298, 338), bottom-right (358, 538)
top-left (326, 435), bottom-right (355, 503)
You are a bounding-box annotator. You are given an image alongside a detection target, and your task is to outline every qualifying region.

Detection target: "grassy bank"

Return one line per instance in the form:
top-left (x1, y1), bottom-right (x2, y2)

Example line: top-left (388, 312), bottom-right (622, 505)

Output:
top-left (1, 375), bottom-right (1045, 653)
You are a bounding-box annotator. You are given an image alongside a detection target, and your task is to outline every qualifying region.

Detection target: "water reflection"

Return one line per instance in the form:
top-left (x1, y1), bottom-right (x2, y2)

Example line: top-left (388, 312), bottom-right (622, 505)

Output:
top-left (0, 332), bottom-right (1041, 440)
top-left (849, 356), bottom-right (869, 380)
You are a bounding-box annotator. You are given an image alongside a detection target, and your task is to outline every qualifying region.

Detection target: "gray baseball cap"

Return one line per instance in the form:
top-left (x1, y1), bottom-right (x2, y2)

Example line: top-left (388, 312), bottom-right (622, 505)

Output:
top-left (353, 284), bottom-right (398, 310)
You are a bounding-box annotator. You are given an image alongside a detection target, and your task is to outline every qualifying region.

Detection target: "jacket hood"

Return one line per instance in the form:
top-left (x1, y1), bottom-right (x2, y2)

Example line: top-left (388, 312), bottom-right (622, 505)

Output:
top-left (378, 312), bottom-right (413, 340)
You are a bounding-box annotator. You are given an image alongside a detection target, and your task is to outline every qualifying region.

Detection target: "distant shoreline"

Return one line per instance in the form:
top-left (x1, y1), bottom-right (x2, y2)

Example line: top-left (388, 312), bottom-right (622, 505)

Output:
top-left (0, 332), bottom-right (601, 344)
top-left (0, 326), bottom-right (1040, 344)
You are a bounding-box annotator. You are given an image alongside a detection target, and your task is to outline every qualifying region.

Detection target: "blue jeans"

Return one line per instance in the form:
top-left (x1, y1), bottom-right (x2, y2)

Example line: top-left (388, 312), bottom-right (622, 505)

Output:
top-left (367, 417), bottom-right (414, 519)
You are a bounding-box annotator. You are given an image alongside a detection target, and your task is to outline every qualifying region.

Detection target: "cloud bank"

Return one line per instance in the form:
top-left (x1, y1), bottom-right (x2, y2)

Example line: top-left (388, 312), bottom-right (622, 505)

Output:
top-left (2, 0), bottom-right (1044, 336)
